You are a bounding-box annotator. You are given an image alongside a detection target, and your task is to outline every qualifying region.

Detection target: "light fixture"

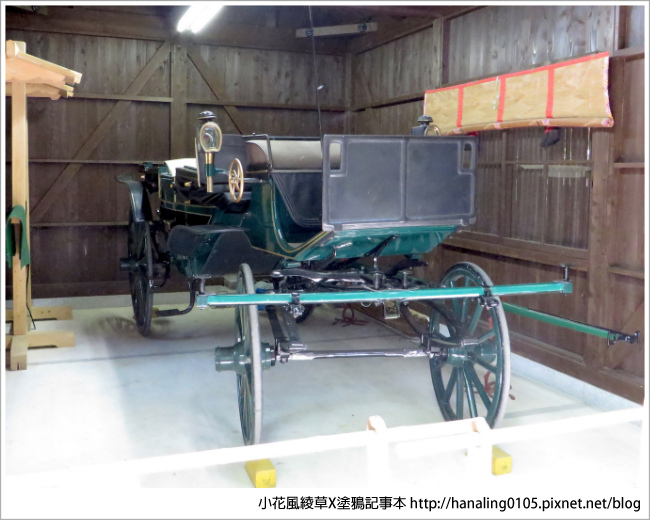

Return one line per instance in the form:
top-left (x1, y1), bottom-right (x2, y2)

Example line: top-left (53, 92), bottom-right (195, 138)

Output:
top-left (177, 3), bottom-right (224, 34)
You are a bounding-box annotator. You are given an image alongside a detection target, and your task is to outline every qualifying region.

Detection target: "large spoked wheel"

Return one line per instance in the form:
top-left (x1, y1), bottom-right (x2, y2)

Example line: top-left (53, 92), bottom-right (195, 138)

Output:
top-left (127, 211), bottom-right (154, 336)
top-left (235, 263), bottom-right (263, 445)
top-left (428, 262), bottom-right (511, 428)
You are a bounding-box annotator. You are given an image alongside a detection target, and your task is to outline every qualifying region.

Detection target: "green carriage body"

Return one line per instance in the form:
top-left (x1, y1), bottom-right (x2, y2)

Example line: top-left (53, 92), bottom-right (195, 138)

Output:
top-left (148, 133), bottom-right (475, 280)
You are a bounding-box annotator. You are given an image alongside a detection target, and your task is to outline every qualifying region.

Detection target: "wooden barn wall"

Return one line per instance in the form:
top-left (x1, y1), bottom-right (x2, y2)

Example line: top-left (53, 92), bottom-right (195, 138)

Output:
top-left (350, 22), bottom-right (443, 134)
top-left (5, 28), bottom-right (346, 298)
top-left (349, 6), bottom-right (645, 402)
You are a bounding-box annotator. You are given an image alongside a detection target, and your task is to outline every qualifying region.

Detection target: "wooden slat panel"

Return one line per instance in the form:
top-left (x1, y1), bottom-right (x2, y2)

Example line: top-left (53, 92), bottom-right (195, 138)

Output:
top-left (186, 44), bottom-right (346, 109)
top-left (352, 27), bottom-right (437, 110)
top-left (30, 165), bottom-right (140, 224)
top-left (469, 165), bottom-right (501, 236)
top-left (619, 57), bottom-right (645, 162)
top-left (509, 165), bottom-right (546, 243)
top-left (7, 30), bottom-right (170, 97)
top-left (544, 176), bottom-right (590, 249)
top-left (448, 6), bottom-right (616, 84)
top-left (29, 41), bottom-right (172, 222)
top-left (352, 101), bottom-right (422, 135)
top-left (608, 173), bottom-right (645, 271)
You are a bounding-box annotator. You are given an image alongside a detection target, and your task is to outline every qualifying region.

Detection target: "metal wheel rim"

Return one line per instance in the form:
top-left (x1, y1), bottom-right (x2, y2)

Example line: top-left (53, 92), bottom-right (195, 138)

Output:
top-left (429, 262), bottom-right (511, 427)
top-left (127, 212), bottom-right (154, 336)
top-left (235, 263), bottom-right (263, 445)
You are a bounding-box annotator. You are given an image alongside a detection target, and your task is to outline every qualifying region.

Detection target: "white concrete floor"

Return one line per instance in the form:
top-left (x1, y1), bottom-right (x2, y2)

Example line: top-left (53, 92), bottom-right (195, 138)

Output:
top-left (3, 292), bottom-right (646, 492)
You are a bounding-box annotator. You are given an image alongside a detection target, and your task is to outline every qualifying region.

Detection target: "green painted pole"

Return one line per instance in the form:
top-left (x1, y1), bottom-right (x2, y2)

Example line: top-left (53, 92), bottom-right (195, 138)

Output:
top-left (197, 280), bottom-right (572, 308)
top-left (502, 302), bottom-right (611, 339)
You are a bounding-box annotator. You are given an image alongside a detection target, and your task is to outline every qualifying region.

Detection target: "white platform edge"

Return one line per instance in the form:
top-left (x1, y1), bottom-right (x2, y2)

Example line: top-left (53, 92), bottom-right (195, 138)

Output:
top-left (510, 352), bottom-right (640, 412)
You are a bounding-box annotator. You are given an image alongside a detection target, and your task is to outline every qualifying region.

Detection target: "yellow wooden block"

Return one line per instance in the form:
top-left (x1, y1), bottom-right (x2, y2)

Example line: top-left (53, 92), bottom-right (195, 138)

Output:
top-left (492, 446), bottom-right (512, 475)
top-left (245, 459), bottom-right (276, 488)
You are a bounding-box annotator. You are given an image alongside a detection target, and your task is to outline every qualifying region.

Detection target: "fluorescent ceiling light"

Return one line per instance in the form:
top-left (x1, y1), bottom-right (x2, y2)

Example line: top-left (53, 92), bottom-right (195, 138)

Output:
top-left (177, 4), bottom-right (224, 33)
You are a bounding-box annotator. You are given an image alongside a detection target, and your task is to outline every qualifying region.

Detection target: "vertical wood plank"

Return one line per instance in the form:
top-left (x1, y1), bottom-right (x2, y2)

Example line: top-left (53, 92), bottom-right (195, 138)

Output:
top-left (586, 130), bottom-right (613, 367)
top-left (343, 52), bottom-right (353, 134)
top-left (11, 81), bottom-right (29, 335)
top-left (171, 42), bottom-right (187, 158)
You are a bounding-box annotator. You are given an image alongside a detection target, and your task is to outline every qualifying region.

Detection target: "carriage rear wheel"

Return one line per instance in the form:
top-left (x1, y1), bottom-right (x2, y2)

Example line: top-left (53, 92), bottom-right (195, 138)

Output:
top-left (127, 211), bottom-right (154, 336)
top-left (235, 263), bottom-right (263, 445)
top-left (428, 262), bottom-right (510, 428)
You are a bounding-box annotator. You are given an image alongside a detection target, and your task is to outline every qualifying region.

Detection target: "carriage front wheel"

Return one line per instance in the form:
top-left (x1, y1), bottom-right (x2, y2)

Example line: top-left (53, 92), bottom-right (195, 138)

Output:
top-left (235, 263), bottom-right (263, 445)
top-left (428, 262), bottom-right (511, 428)
top-left (126, 210), bottom-right (154, 336)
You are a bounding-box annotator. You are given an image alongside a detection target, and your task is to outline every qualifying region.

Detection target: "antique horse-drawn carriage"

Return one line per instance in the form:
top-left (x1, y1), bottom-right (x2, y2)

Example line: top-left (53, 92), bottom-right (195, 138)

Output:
top-left (118, 111), bottom-right (574, 445)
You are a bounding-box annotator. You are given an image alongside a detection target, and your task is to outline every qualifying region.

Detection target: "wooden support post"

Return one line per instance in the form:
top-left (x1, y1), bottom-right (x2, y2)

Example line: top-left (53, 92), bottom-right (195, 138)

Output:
top-left (11, 80), bottom-right (29, 337)
top-left (6, 40), bottom-right (81, 370)
top-left (586, 130), bottom-right (613, 368)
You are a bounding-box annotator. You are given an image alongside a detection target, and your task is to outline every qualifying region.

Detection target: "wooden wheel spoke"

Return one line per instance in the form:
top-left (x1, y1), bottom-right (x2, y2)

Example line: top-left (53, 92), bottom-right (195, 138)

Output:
top-left (473, 356), bottom-right (498, 374)
top-left (463, 365), bottom-right (478, 417)
top-left (468, 302), bottom-right (483, 334)
top-left (476, 329), bottom-right (496, 345)
top-left (465, 363), bottom-right (492, 409)
top-left (455, 367), bottom-right (464, 419)
top-left (442, 367), bottom-right (458, 404)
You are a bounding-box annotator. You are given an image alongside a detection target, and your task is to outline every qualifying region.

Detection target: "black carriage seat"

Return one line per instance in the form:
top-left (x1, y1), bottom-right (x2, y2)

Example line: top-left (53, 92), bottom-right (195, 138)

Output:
top-left (245, 138), bottom-right (338, 230)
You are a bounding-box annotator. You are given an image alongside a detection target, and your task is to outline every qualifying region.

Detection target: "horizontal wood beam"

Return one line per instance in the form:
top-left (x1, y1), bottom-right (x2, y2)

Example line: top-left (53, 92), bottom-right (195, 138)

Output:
top-left (51, 91), bottom-right (348, 112)
top-left (612, 162), bottom-right (645, 170)
top-left (74, 93), bottom-right (173, 103)
top-left (31, 222), bottom-right (128, 228)
top-left (610, 46), bottom-right (645, 60)
top-left (6, 280), bottom-right (190, 299)
top-left (443, 235), bottom-right (589, 271)
top-left (6, 159), bottom-right (149, 165)
top-left (607, 265), bottom-right (645, 280)
top-left (186, 98), bottom-right (346, 112)
top-left (352, 91), bottom-right (424, 112)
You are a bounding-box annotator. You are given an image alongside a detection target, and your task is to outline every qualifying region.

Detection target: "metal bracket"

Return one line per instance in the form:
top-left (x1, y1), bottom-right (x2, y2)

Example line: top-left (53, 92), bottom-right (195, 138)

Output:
top-left (607, 330), bottom-right (641, 347)
top-left (379, 300), bottom-right (401, 320)
top-left (478, 291), bottom-right (499, 309)
top-left (266, 304), bottom-right (306, 364)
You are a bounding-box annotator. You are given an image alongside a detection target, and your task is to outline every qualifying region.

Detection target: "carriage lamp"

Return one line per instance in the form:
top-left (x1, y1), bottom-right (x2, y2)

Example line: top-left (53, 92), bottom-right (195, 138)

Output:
top-left (197, 119), bottom-right (222, 193)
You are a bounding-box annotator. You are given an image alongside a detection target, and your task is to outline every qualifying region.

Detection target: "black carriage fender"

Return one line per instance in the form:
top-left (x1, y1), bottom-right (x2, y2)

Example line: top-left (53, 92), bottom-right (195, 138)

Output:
top-left (116, 175), bottom-right (147, 223)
